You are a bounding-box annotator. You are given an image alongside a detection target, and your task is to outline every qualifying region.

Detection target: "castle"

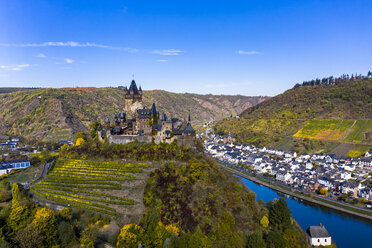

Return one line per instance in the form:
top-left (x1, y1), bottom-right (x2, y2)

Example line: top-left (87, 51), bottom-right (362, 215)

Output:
top-left (98, 80), bottom-right (196, 147)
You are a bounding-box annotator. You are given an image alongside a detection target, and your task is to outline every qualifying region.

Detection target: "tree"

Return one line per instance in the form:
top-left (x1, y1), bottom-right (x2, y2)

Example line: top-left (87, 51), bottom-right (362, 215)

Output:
top-left (14, 223), bottom-right (44, 248)
top-left (212, 211), bottom-right (244, 248)
top-left (284, 228), bottom-right (298, 248)
top-left (59, 207), bottom-right (72, 221)
top-left (80, 226), bottom-right (98, 248)
top-left (268, 198), bottom-right (291, 230)
top-left (319, 187), bottom-right (328, 195)
top-left (11, 183), bottom-right (20, 208)
top-left (0, 181), bottom-right (11, 203)
top-left (265, 230), bottom-right (286, 248)
top-left (58, 221), bottom-right (78, 247)
top-left (90, 121), bottom-right (101, 140)
top-left (180, 226), bottom-right (212, 248)
top-left (74, 132), bottom-right (87, 143)
top-left (75, 138), bottom-right (85, 146)
top-left (32, 208), bottom-right (57, 246)
top-left (246, 232), bottom-right (266, 248)
top-left (60, 144), bottom-right (69, 153)
top-left (117, 224), bottom-right (144, 248)
top-left (7, 205), bottom-right (30, 233)
top-left (260, 215), bottom-right (269, 228)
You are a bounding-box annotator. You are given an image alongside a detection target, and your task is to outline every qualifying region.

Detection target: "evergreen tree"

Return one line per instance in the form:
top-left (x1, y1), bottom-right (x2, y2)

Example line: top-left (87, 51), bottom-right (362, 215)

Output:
top-left (246, 232), bottom-right (266, 248)
top-left (268, 198), bottom-right (291, 230)
top-left (265, 230), bottom-right (286, 248)
top-left (11, 184), bottom-right (20, 208)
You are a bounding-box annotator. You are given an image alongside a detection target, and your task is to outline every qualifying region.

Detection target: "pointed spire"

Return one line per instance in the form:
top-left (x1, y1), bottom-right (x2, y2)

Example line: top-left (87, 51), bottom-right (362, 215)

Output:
top-left (151, 102), bottom-right (157, 117)
top-left (129, 80), bottom-right (139, 94)
top-left (139, 86), bottom-right (142, 91)
top-left (188, 110), bottom-right (191, 123)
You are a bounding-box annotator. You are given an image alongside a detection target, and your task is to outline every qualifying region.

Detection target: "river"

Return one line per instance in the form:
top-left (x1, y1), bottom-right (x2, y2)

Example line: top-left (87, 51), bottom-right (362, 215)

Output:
top-left (237, 176), bottom-right (372, 248)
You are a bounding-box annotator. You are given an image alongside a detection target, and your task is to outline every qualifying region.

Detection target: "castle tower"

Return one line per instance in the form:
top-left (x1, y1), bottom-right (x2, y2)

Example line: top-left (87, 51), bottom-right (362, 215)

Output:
top-left (124, 80), bottom-right (143, 116)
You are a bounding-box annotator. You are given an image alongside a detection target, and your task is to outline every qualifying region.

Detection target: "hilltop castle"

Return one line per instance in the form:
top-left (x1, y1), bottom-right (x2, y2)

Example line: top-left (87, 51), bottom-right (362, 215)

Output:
top-left (98, 80), bottom-right (196, 147)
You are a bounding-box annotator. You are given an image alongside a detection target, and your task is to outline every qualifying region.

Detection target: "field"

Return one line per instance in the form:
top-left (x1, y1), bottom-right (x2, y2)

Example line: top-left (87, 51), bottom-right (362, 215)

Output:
top-left (341, 120), bottom-right (372, 143)
top-left (293, 120), bottom-right (355, 141)
top-left (31, 159), bottom-right (149, 216)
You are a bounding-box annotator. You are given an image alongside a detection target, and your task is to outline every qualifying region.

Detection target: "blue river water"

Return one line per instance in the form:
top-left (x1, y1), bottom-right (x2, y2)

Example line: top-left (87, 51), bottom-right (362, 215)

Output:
top-left (237, 176), bottom-right (372, 248)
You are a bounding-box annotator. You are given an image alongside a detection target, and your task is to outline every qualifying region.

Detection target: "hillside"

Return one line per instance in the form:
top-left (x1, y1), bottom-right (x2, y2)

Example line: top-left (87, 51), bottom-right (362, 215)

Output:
top-left (0, 141), bottom-right (307, 247)
top-left (0, 87), bottom-right (267, 141)
top-left (215, 78), bottom-right (372, 156)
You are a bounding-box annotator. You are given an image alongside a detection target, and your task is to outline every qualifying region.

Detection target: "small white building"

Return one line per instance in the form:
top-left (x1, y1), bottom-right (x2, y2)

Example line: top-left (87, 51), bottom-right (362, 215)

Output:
top-left (0, 159), bottom-right (31, 176)
top-left (306, 224), bottom-right (331, 246)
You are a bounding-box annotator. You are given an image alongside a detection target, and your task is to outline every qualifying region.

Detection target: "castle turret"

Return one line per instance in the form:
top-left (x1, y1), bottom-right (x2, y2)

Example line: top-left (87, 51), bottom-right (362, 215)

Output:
top-left (124, 80), bottom-right (143, 116)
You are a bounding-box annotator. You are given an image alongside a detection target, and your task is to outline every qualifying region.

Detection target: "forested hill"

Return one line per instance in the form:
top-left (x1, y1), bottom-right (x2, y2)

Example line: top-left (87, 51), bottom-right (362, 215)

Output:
top-left (241, 78), bottom-right (372, 119)
top-left (0, 87), bottom-right (267, 141)
top-left (215, 78), bottom-right (372, 156)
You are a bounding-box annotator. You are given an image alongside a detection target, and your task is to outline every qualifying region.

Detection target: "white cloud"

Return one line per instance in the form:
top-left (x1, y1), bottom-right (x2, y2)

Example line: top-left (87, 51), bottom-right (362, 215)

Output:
top-left (237, 50), bottom-right (261, 55)
top-left (0, 64), bottom-right (32, 71)
top-left (36, 53), bottom-right (46, 58)
top-left (0, 41), bottom-right (140, 53)
top-left (156, 59), bottom-right (168, 62)
top-left (151, 49), bottom-right (185, 56)
top-left (0, 41), bottom-right (185, 56)
top-left (65, 58), bottom-right (74, 64)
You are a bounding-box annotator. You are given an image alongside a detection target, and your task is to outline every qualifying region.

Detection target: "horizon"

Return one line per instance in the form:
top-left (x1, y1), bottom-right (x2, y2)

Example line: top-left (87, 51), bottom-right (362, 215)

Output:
top-left (1, 0), bottom-right (372, 96)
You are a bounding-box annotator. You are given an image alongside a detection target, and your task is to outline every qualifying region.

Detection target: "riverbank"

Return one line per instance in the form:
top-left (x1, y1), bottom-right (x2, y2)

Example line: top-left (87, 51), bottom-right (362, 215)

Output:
top-left (218, 162), bottom-right (372, 221)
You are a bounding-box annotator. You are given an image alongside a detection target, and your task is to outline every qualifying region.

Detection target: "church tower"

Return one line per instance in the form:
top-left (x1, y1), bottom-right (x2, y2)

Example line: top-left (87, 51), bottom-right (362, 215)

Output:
top-left (124, 80), bottom-right (143, 116)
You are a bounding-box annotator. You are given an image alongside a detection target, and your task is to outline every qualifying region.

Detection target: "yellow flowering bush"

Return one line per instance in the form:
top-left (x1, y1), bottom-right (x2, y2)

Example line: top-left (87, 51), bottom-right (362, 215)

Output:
top-left (117, 224), bottom-right (144, 248)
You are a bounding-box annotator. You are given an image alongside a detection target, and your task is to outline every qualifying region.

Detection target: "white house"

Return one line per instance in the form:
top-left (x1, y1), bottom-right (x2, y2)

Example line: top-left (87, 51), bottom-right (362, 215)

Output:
top-left (305, 160), bottom-right (313, 170)
top-left (276, 171), bottom-right (292, 182)
top-left (340, 171), bottom-right (351, 180)
top-left (300, 153), bottom-right (311, 160)
top-left (306, 224), bottom-right (331, 246)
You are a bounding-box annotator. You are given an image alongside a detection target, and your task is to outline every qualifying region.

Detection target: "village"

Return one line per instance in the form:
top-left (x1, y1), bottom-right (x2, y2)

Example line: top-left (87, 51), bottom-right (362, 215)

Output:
top-left (202, 131), bottom-right (372, 206)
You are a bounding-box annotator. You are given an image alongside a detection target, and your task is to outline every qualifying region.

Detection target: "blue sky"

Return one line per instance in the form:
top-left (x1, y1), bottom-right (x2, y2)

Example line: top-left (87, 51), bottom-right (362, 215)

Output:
top-left (0, 0), bottom-right (371, 96)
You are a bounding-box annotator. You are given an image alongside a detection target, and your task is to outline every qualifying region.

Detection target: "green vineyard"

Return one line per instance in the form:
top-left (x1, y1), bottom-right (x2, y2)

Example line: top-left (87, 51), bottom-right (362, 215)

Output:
top-left (293, 120), bottom-right (354, 141)
top-left (341, 120), bottom-right (372, 143)
top-left (293, 119), bottom-right (372, 144)
top-left (31, 159), bottom-right (148, 215)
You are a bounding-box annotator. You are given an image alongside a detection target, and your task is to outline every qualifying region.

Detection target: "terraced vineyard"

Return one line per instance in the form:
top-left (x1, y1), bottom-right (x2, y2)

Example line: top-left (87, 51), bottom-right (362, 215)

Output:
top-left (293, 120), bottom-right (354, 141)
top-left (341, 120), bottom-right (372, 143)
top-left (31, 159), bottom-right (148, 216)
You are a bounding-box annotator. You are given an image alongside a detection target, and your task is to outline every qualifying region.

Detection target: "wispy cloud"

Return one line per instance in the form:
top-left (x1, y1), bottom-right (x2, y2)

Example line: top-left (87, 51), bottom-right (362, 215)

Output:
top-left (65, 58), bottom-right (74, 64)
top-left (237, 50), bottom-right (261, 55)
top-left (0, 41), bottom-right (140, 53)
top-left (0, 64), bottom-right (33, 71)
top-left (151, 49), bottom-right (185, 56)
top-left (36, 53), bottom-right (46, 58)
top-left (156, 59), bottom-right (168, 62)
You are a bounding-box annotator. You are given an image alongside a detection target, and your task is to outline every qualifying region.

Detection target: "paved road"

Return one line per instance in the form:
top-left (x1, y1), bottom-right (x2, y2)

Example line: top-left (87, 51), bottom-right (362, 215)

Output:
top-left (40, 159), bottom-right (54, 179)
top-left (211, 155), bottom-right (372, 214)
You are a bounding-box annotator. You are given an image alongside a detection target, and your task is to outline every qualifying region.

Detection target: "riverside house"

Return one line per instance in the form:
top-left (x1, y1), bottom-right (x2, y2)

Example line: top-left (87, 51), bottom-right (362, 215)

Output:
top-left (306, 224), bottom-right (332, 246)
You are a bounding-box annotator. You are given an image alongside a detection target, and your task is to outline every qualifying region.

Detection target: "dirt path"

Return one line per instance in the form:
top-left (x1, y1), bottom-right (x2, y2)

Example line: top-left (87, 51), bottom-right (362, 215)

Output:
top-left (340, 120), bottom-right (357, 140)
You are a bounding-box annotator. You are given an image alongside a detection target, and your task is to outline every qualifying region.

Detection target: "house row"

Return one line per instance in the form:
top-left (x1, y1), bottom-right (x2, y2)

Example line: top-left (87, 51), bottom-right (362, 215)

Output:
top-left (204, 133), bottom-right (372, 200)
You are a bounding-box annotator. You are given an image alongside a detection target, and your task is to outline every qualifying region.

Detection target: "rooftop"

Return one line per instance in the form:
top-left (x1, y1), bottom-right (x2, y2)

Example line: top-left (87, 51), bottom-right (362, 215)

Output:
top-left (306, 224), bottom-right (331, 238)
